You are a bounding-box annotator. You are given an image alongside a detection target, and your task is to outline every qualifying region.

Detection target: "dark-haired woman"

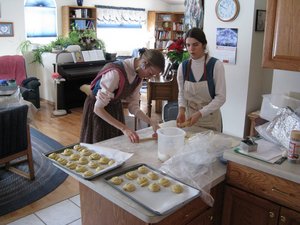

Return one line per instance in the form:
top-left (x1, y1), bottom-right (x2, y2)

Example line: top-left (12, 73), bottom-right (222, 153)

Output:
top-left (176, 28), bottom-right (226, 132)
top-left (80, 48), bottom-right (165, 143)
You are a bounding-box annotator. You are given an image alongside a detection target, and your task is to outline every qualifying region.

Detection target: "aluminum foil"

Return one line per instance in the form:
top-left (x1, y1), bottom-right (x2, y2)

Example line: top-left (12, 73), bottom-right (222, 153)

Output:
top-left (266, 107), bottom-right (300, 149)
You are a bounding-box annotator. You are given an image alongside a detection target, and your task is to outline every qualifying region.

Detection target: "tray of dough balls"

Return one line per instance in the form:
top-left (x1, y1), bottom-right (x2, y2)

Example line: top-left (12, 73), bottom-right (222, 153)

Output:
top-left (45, 143), bottom-right (133, 180)
top-left (104, 163), bottom-right (201, 215)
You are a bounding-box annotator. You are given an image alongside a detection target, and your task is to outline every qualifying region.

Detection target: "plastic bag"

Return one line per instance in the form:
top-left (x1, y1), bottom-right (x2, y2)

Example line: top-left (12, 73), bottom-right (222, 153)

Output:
top-left (159, 131), bottom-right (234, 207)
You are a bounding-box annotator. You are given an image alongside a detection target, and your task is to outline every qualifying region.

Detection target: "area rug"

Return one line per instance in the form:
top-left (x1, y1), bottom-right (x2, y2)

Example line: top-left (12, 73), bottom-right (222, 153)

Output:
top-left (0, 127), bottom-right (68, 216)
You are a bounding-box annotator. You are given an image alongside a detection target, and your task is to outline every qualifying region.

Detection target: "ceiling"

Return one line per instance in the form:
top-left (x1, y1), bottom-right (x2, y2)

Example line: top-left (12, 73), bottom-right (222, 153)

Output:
top-left (161, 0), bottom-right (185, 5)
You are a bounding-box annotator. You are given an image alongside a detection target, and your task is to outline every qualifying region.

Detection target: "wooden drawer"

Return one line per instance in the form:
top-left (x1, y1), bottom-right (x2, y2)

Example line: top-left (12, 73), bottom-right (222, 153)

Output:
top-left (226, 162), bottom-right (300, 212)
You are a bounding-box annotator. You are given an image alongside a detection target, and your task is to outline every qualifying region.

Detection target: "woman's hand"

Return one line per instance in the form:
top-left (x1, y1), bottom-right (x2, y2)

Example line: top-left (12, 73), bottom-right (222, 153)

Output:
top-left (176, 110), bottom-right (186, 127)
top-left (121, 127), bottom-right (139, 143)
top-left (188, 111), bottom-right (202, 126)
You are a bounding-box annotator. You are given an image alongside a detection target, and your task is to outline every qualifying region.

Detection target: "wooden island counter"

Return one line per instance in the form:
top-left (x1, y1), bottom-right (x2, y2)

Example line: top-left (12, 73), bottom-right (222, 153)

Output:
top-left (62, 121), bottom-right (228, 225)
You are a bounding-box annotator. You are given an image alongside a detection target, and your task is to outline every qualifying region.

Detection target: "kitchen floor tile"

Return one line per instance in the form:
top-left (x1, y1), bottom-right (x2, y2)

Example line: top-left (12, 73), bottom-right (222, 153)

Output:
top-left (7, 214), bottom-right (45, 225)
top-left (35, 199), bottom-right (81, 225)
top-left (68, 218), bottom-right (82, 225)
top-left (69, 194), bottom-right (81, 207)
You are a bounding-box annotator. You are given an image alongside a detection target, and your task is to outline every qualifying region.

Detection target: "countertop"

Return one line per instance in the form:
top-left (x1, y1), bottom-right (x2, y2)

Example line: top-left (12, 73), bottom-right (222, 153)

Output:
top-left (224, 148), bottom-right (300, 184)
top-left (60, 121), bottom-right (228, 223)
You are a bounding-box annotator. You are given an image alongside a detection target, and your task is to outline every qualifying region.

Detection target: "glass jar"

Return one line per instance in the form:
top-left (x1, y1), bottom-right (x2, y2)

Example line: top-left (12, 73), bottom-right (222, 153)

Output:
top-left (288, 130), bottom-right (300, 163)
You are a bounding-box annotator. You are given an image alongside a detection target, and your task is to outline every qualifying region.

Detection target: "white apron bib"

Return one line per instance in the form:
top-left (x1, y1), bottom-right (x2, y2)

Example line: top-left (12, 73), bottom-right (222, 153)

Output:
top-left (184, 80), bottom-right (222, 132)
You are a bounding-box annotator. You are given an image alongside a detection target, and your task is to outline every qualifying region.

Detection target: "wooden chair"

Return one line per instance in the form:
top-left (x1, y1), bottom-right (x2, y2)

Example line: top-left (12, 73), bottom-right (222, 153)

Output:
top-left (0, 104), bottom-right (35, 180)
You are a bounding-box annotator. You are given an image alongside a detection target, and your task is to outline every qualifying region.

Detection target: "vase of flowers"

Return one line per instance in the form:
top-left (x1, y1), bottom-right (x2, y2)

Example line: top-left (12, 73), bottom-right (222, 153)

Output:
top-left (166, 38), bottom-right (189, 68)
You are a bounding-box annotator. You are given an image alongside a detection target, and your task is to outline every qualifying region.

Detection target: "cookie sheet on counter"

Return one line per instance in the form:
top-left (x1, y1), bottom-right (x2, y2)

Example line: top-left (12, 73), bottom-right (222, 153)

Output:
top-left (104, 163), bottom-right (201, 215)
top-left (45, 143), bottom-right (133, 180)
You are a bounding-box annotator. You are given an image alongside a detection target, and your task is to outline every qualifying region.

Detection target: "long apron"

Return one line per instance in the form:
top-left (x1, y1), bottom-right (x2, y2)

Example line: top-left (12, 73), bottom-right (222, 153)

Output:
top-left (184, 57), bottom-right (222, 132)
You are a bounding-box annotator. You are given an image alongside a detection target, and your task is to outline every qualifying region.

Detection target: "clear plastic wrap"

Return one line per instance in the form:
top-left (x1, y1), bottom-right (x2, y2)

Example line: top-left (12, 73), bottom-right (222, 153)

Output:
top-left (159, 131), bottom-right (234, 207)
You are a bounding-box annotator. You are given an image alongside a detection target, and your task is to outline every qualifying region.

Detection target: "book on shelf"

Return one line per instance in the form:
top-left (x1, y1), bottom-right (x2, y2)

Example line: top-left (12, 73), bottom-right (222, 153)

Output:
top-left (74, 20), bottom-right (86, 30)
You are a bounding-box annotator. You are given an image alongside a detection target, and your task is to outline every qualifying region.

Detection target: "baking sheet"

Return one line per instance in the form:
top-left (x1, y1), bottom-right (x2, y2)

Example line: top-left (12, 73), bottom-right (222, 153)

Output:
top-left (104, 163), bottom-right (201, 215)
top-left (44, 143), bottom-right (133, 180)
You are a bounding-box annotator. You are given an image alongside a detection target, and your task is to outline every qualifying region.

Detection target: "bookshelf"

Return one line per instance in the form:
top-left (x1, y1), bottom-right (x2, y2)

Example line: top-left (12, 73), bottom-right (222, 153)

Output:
top-left (147, 11), bottom-right (184, 50)
top-left (62, 6), bottom-right (97, 36)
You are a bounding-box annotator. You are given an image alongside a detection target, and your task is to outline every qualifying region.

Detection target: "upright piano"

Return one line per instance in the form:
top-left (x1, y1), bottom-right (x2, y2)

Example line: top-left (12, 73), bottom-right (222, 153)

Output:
top-left (57, 60), bottom-right (112, 111)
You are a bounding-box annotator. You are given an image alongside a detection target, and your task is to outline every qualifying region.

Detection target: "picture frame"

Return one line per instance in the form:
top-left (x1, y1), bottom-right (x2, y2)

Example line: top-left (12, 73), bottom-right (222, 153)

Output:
top-left (71, 51), bottom-right (84, 63)
top-left (255, 10), bottom-right (266, 32)
top-left (0, 22), bottom-right (14, 37)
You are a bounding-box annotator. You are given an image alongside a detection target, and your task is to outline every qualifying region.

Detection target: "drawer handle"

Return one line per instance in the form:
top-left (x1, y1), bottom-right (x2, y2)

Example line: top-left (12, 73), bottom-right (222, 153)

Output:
top-left (280, 216), bottom-right (286, 223)
top-left (271, 187), bottom-right (290, 196)
top-left (269, 212), bottom-right (275, 218)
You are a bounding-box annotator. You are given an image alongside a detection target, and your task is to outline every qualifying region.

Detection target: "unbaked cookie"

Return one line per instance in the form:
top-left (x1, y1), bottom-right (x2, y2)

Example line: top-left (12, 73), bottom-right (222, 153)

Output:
top-left (122, 183), bottom-right (136, 192)
top-left (125, 171), bottom-right (138, 180)
top-left (108, 159), bottom-right (115, 166)
top-left (80, 149), bottom-right (92, 156)
top-left (99, 156), bottom-right (110, 164)
top-left (89, 152), bottom-right (101, 160)
top-left (78, 157), bottom-right (89, 165)
top-left (137, 176), bottom-right (149, 187)
top-left (61, 148), bottom-right (73, 156)
top-left (95, 166), bottom-right (105, 172)
top-left (159, 177), bottom-right (171, 187)
top-left (57, 157), bottom-right (68, 165)
top-left (148, 183), bottom-right (160, 192)
top-left (137, 165), bottom-right (149, 174)
top-left (69, 153), bottom-right (80, 161)
top-left (73, 144), bottom-right (87, 152)
top-left (66, 161), bottom-right (77, 170)
top-left (48, 152), bottom-right (59, 160)
top-left (88, 161), bottom-right (99, 169)
top-left (171, 184), bottom-right (183, 194)
top-left (83, 170), bottom-right (94, 178)
top-left (110, 176), bottom-right (124, 185)
top-left (147, 171), bottom-right (159, 180)
top-left (75, 165), bottom-right (87, 173)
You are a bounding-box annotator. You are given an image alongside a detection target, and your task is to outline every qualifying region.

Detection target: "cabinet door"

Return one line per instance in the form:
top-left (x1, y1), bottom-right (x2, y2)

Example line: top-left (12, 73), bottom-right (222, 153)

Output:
top-left (222, 186), bottom-right (279, 225)
top-left (187, 208), bottom-right (214, 225)
top-left (279, 207), bottom-right (300, 225)
top-left (262, 0), bottom-right (300, 71)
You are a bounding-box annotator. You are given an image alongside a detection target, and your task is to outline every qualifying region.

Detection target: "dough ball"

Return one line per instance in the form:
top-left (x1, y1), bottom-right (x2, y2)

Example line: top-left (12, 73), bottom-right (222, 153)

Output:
top-left (83, 170), bottom-right (94, 178)
top-left (159, 177), bottom-right (171, 187)
top-left (48, 153), bottom-right (59, 160)
top-left (66, 161), bottom-right (77, 170)
top-left (61, 148), bottom-right (73, 156)
top-left (122, 183), bottom-right (136, 192)
top-left (78, 157), bottom-right (89, 165)
top-left (99, 156), bottom-right (110, 164)
top-left (171, 184), bottom-right (183, 194)
top-left (57, 157), bottom-right (68, 165)
top-left (75, 165), bottom-right (87, 173)
top-left (88, 161), bottom-right (99, 169)
top-left (80, 149), bottom-right (92, 156)
top-left (73, 144), bottom-right (87, 152)
top-left (137, 176), bottom-right (149, 187)
top-left (69, 153), bottom-right (80, 161)
top-left (148, 183), bottom-right (160, 192)
top-left (110, 176), bottom-right (124, 185)
top-left (95, 165), bottom-right (105, 172)
top-left (89, 152), bottom-right (101, 160)
top-left (147, 171), bottom-right (159, 180)
top-left (137, 165), bottom-right (149, 174)
top-left (108, 159), bottom-right (115, 166)
top-left (125, 171), bottom-right (138, 180)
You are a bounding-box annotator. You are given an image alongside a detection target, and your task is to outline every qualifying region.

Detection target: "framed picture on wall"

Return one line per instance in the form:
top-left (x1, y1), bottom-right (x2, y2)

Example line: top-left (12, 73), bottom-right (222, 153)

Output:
top-left (255, 10), bottom-right (266, 32)
top-left (0, 22), bottom-right (14, 37)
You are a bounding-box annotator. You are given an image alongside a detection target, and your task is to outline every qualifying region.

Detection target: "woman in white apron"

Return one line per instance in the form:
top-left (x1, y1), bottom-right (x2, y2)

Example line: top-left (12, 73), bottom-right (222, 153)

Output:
top-left (176, 28), bottom-right (226, 132)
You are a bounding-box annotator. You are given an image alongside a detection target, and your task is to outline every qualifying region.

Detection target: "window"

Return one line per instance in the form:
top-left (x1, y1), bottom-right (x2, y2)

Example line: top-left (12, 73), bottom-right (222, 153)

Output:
top-left (96, 5), bottom-right (147, 56)
top-left (24, 0), bottom-right (57, 44)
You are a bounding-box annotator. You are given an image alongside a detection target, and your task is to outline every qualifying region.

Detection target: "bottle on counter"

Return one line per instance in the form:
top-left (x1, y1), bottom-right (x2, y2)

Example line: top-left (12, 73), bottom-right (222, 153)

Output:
top-left (288, 130), bottom-right (300, 163)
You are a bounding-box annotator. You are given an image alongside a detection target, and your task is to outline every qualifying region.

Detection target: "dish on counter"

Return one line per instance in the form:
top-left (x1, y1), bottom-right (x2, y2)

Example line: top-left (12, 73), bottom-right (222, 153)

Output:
top-left (104, 163), bottom-right (201, 215)
top-left (45, 143), bottom-right (132, 180)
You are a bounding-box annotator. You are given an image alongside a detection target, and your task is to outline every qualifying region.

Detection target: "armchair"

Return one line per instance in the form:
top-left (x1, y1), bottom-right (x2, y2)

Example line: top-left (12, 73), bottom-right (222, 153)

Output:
top-left (0, 104), bottom-right (35, 180)
top-left (0, 55), bottom-right (40, 108)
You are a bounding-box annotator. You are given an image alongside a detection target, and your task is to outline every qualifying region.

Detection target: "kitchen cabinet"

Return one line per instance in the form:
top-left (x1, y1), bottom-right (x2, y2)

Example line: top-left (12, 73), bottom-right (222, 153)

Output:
top-left (62, 6), bottom-right (97, 37)
top-left (147, 11), bottom-right (184, 50)
top-left (222, 162), bottom-right (300, 225)
top-left (262, 0), bottom-right (300, 71)
top-left (80, 181), bottom-right (224, 225)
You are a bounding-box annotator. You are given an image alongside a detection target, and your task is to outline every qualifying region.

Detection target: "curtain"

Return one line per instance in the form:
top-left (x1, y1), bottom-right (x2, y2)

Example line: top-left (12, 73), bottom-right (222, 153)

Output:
top-left (95, 5), bottom-right (146, 28)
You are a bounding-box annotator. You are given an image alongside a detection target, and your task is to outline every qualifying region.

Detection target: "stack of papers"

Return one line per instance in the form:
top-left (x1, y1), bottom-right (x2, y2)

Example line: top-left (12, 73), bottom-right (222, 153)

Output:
top-left (235, 139), bottom-right (284, 163)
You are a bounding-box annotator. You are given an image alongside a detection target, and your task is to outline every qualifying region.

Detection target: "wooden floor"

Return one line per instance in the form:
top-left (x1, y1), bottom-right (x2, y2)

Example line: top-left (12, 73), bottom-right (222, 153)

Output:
top-left (1, 93), bottom-right (162, 224)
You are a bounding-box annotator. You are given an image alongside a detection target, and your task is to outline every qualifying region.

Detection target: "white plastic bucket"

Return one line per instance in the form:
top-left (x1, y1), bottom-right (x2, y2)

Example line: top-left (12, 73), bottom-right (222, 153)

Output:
top-left (157, 127), bottom-right (186, 162)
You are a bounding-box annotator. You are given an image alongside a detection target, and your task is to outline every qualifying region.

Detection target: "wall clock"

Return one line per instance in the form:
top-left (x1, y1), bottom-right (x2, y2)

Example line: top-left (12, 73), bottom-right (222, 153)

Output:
top-left (215, 0), bottom-right (240, 22)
